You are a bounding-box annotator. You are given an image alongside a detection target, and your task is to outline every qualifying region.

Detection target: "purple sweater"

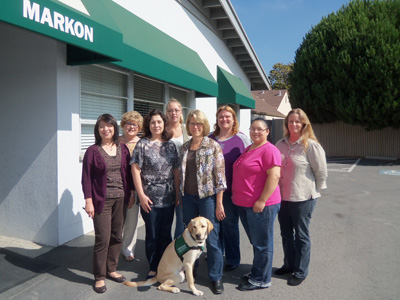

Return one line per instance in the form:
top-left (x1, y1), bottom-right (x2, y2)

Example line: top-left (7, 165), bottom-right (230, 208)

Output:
top-left (81, 144), bottom-right (134, 213)
top-left (210, 132), bottom-right (251, 193)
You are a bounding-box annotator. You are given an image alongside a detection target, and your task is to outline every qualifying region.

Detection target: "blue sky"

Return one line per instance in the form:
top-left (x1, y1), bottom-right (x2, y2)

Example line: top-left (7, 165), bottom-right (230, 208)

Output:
top-left (230, 0), bottom-right (350, 75)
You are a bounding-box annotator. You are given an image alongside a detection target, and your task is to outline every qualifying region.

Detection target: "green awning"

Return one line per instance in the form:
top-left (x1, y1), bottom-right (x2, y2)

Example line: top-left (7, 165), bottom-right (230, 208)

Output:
top-left (1, 0), bottom-right (217, 96)
top-left (217, 66), bottom-right (255, 109)
top-left (104, 1), bottom-right (218, 97)
top-left (0, 0), bottom-right (123, 63)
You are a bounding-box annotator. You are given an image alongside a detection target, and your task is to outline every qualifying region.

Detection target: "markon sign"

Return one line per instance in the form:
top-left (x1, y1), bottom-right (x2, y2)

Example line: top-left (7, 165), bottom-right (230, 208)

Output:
top-left (0, 0), bottom-right (123, 61)
top-left (23, 0), bottom-right (94, 42)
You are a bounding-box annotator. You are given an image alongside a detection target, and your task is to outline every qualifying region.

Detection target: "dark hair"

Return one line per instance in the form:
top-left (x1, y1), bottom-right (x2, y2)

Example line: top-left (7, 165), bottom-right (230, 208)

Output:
top-left (251, 117), bottom-right (269, 129)
top-left (94, 114), bottom-right (120, 145)
top-left (143, 109), bottom-right (172, 141)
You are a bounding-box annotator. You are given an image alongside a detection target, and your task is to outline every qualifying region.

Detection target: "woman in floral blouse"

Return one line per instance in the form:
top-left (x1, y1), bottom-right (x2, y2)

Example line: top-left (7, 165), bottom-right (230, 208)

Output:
top-left (131, 109), bottom-right (180, 279)
top-left (180, 109), bottom-right (227, 295)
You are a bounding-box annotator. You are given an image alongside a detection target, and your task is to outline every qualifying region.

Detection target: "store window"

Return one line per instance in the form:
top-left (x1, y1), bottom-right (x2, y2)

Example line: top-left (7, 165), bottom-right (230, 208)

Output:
top-left (80, 65), bottom-right (128, 151)
top-left (80, 65), bottom-right (193, 153)
top-left (133, 74), bottom-right (164, 117)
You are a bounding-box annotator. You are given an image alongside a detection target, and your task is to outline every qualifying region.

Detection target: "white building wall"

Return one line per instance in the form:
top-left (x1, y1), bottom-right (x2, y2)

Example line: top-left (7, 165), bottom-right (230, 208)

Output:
top-left (55, 45), bottom-right (93, 245)
top-left (114, 0), bottom-right (249, 80)
top-left (1, 1), bottom-right (258, 246)
top-left (239, 109), bottom-right (252, 135)
top-left (0, 24), bottom-right (59, 246)
top-left (113, 0), bottom-right (253, 130)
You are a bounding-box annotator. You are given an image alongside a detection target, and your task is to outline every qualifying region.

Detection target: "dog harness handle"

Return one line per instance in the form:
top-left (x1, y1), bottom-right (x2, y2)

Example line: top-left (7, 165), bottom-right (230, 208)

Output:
top-left (174, 235), bottom-right (204, 262)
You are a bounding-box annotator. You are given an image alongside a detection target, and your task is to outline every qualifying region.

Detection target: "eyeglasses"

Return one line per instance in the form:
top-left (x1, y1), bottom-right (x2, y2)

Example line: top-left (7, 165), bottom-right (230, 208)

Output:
top-left (126, 122), bottom-right (139, 128)
top-left (167, 109), bottom-right (181, 113)
top-left (249, 128), bottom-right (267, 133)
top-left (189, 122), bottom-right (203, 127)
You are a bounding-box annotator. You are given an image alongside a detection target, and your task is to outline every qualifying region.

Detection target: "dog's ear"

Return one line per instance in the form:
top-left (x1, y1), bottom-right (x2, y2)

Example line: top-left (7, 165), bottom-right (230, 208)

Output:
top-left (187, 219), bottom-right (194, 233)
top-left (206, 219), bottom-right (214, 234)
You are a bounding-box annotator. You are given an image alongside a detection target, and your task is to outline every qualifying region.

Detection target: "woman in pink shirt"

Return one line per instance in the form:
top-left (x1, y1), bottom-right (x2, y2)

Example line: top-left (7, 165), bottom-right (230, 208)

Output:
top-left (232, 118), bottom-right (281, 291)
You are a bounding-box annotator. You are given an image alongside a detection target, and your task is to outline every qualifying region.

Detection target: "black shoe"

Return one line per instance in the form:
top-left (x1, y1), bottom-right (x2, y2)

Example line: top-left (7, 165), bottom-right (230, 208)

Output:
top-left (93, 284), bottom-right (107, 293)
top-left (274, 267), bottom-right (293, 276)
top-left (288, 275), bottom-right (305, 286)
top-left (242, 272), bottom-right (251, 282)
top-left (106, 274), bottom-right (126, 283)
top-left (238, 281), bottom-right (267, 291)
top-left (211, 280), bottom-right (224, 294)
top-left (224, 264), bottom-right (238, 272)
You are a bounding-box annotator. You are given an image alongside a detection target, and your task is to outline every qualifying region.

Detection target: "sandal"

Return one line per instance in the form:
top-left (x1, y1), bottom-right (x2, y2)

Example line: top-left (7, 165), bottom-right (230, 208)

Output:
top-left (125, 255), bottom-right (135, 261)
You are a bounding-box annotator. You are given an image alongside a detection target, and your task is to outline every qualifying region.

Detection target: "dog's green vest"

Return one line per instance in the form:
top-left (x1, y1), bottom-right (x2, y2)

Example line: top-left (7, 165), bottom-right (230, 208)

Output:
top-left (174, 234), bottom-right (204, 262)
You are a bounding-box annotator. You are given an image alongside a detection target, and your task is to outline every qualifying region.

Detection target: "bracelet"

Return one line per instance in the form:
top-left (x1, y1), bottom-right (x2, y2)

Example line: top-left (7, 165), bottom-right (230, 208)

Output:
top-left (130, 194), bottom-right (134, 197)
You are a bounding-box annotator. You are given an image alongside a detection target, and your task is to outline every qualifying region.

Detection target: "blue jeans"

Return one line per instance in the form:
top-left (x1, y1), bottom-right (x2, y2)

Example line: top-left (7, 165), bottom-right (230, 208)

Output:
top-left (220, 192), bottom-right (240, 266)
top-left (141, 206), bottom-right (174, 272)
top-left (278, 199), bottom-right (317, 279)
top-left (174, 199), bottom-right (185, 239)
top-left (182, 194), bottom-right (223, 281)
top-left (237, 203), bottom-right (280, 287)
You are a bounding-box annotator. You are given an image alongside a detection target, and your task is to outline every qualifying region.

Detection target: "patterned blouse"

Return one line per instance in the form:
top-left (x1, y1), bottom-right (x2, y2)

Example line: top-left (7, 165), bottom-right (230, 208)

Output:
top-left (180, 136), bottom-right (227, 199)
top-left (98, 144), bottom-right (124, 199)
top-left (131, 138), bottom-right (179, 208)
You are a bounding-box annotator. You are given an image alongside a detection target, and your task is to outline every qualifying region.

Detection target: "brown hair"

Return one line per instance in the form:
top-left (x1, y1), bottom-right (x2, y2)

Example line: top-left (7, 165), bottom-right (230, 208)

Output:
top-left (213, 105), bottom-right (239, 136)
top-left (284, 108), bottom-right (319, 149)
top-left (94, 114), bottom-right (119, 145)
top-left (143, 109), bottom-right (172, 141)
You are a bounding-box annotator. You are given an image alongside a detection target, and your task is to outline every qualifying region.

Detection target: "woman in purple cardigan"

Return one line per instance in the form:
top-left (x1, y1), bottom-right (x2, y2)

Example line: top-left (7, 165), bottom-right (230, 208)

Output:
top-left (82, 114), bottom-right (134, 294)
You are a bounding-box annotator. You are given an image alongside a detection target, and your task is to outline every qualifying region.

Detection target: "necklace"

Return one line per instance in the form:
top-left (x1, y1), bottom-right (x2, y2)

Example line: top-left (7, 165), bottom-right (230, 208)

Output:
top-left (101, 143), bottom-right (114, 152)
top-left (249, 140), bottom-right (268, 151)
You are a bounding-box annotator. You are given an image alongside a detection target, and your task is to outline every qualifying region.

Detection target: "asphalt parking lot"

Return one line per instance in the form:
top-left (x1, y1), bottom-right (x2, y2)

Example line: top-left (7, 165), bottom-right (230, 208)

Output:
top-left (1, 158), bottom-right (400, 300)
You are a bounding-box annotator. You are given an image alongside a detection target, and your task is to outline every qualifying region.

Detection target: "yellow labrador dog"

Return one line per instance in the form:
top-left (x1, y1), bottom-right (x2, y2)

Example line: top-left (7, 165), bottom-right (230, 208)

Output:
top-left (124, 216), bottom-right (213, 296)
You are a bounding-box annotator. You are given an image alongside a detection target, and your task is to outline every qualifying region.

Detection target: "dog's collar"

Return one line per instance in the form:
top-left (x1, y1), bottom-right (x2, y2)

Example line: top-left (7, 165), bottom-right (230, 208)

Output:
top-left (175, 234), bottom-right (204, 262)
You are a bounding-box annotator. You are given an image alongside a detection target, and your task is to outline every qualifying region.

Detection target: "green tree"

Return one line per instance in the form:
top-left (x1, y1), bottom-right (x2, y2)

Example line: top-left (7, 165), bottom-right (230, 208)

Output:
top-left (289, 0), bottom-right (400, 130)
top-left (268, 62), bottom-right (293, 90)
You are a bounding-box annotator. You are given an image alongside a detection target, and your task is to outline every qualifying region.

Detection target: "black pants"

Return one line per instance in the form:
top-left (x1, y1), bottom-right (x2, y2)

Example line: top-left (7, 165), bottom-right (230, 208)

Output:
top-left (141, 206), bottom-right (174, 272)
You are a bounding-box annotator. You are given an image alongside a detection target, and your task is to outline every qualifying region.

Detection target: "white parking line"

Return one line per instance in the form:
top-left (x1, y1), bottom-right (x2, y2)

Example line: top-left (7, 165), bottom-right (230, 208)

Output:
top-left (347, 158), bottom-right (361, 172)
top-left (327, 158), bottom-right (360, 173)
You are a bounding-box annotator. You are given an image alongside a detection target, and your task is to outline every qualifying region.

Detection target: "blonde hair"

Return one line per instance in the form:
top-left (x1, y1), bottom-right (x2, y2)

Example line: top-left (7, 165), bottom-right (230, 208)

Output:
top-left (186, 110), bottom-right (210, 136)
top-left (213, 105), bottom-right (239, 136)
top-left (166, 98), bottom-right (184, 124)
top-left (120, 111), bottom-right (143, 130)
top-left (284, 108), bottom-right (319, 149)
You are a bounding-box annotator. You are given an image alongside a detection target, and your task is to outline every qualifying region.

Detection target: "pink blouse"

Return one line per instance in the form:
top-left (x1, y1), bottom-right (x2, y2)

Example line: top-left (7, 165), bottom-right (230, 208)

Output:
top-left (232, 142), bottom-right (281, 208)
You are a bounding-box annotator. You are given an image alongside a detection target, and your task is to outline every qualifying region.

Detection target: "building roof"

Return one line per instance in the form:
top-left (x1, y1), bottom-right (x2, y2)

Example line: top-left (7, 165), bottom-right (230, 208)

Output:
top-left (251, 90), bottom-right (287, 117)
top-left (190, 0), bottom-right (271, 90)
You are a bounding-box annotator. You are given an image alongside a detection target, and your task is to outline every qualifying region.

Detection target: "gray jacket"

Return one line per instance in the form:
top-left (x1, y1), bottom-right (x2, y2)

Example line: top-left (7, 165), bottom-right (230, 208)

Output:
top-left (276, 137), bottom-right (327, 202)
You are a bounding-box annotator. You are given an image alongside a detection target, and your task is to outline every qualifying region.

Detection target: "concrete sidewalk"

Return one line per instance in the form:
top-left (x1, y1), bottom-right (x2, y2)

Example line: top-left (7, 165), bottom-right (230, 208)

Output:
top-left (1, 158), bottom-right (400, 300)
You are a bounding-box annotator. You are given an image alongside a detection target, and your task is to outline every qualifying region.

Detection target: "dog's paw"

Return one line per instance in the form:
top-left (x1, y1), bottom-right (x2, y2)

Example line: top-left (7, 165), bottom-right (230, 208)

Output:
top-left (171, 287), bottom-right (180, 293)
top-left (193, 289), bottom-right (204, 296)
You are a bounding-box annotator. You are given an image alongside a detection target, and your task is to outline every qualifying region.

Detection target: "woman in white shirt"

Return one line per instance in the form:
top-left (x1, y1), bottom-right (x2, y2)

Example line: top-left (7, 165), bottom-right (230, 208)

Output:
top-left (166, 98), bottom-right (189, 238)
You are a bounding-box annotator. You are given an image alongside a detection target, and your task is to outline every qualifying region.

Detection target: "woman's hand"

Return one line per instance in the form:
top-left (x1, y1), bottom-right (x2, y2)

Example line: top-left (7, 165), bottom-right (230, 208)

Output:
top-left (139, 195), bottom-right (153, 213)
top-left (84, 198), bottom-right (95, 219)
top-left (128, 194), bottom-right (135, 209)
top-left (216, 202), bottom-right (226, 221)
top-left (253, 199), bottom-right (265, 213)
